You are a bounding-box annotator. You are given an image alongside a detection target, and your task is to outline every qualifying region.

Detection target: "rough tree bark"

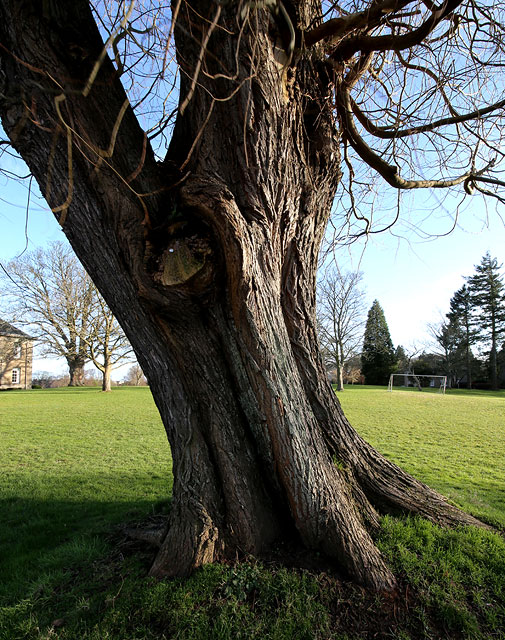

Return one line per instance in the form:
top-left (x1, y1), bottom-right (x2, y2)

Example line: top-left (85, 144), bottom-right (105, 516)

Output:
top-left (0, 0), bottom-right (486, 591)
top-left (68, 356), bottom-right (86, 387)
top-left (337, 359), bottom-right (345, 392)
top-left (102, 363), bottom-right (112, 393)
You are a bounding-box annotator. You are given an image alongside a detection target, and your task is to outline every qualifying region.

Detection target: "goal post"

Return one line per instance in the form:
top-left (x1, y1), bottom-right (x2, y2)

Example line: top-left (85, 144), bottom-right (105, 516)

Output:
top-left (388, 373), bottom-right (447, 394)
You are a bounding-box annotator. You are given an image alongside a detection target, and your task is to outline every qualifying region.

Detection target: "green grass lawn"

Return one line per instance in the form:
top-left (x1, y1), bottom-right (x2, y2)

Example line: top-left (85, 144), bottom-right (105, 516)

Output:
top-left (1, 385), bottom-right (504, 639)
top-left (337, 385), bottom-right (505, 528)
top-left (0, 387), bottom-right (171, 604)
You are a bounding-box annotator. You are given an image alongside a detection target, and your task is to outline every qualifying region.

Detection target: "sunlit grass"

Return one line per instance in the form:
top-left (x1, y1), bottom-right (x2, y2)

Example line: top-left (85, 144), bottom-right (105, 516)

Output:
top-left (337, 385), bottom-right (505, 528)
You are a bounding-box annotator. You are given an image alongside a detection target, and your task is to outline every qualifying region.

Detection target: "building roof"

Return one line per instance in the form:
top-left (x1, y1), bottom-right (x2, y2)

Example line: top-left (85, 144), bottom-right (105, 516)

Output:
top-left (0, 320), bottom-right (34, 339)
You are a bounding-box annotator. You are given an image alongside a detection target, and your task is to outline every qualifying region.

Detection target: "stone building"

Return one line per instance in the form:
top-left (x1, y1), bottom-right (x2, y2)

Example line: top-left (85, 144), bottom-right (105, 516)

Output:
top-left (0, 320), bottom-right (34, 390)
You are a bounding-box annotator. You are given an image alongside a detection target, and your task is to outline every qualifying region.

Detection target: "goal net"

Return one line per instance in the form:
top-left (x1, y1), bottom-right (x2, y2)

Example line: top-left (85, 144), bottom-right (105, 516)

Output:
top-left (388, 373), bottom-right (447, 393)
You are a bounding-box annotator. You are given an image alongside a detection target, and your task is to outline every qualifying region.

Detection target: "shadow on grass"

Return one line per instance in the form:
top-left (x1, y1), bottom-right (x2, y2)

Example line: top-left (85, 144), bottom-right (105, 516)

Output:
top-left (2, 510), bottom-right (505, 640)
top-left (0, 496), bottom-right (170, 605)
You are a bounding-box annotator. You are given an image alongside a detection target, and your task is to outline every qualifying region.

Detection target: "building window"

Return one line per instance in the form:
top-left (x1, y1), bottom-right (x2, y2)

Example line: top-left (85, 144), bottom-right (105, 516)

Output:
top-left (14, 343), bottom-right (22, 359)
top-left (11, 368), bottom-right (21, 384)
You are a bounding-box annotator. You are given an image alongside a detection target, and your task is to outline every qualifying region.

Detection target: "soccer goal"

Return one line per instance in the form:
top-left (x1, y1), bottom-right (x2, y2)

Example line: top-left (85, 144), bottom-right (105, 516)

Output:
top-left (388, 373), bottom-right (447, 393)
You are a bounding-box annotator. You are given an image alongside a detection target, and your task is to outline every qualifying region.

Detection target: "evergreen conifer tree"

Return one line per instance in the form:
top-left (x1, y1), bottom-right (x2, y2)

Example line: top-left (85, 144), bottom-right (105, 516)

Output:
top-left (467, 253), bottom-right (505, 390)
top-left (446, 285), bottom-right (478, 389)
top-left (431, 319), bottom-right (465, 387)
top-left (361, 301), bottom-right (396, 385)
top-left (394, 346), bottom-right (408, 372)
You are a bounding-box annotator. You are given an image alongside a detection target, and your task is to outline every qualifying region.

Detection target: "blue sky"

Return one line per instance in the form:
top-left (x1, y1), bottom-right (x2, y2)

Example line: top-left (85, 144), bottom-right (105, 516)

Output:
top-left (339, 190), bottom-right (505, 351)
top-left (1, 168), bottom-right (505, 372)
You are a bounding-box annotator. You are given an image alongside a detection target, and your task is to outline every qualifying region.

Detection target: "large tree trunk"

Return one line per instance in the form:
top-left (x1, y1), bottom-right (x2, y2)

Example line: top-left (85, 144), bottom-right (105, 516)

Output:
top-left (68, 357), bottom-right (86, 387)
top-left (102, 364), bottom-right (112, 392)
top-left (0, 0), bottom-right (486, 592)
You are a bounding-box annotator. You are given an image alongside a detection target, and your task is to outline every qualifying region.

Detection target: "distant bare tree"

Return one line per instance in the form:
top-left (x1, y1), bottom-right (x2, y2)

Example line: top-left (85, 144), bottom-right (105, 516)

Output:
top-left (85, 292), bottom-right (134, 391)
top-left (123, 363), bottom-right (148, 387)
top-left (317, 268), bottom-right (366, 390)
top-left (31, 371), bottom-right (58, 389)
top-left (428, 320), bottom-right (464, 387)
top-left (395, 343), bottom-right (423, 374)
top-left (2, 242), bottom-right (132, 388)
top-left (3, 243), bottom-right (94, 385)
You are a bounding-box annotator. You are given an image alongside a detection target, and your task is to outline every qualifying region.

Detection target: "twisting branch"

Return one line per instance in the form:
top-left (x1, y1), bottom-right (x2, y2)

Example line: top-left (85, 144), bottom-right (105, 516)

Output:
top-left (304, 0), bottom-right (414, 48)
top-left (334, 0), bottom-right (464, 60)
top-left (337, 86), bottom-right (475, 190)
top-left (471, 175), bottom-right (505, 190)
top-left (350, 96), bottom-right (505, 139)
top-left (344, 52), bottom-right (375, 89)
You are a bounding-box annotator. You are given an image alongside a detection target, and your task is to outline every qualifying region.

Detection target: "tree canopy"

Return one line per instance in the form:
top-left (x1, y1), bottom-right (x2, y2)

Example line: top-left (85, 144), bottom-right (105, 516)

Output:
top-left (1, 0), bottom-right (505, 236)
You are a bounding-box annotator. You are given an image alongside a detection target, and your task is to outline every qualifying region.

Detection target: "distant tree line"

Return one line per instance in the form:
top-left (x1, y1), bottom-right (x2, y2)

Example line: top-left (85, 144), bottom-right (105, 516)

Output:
top-left (317, 253), bottom-right (505, 389)
top-left (1, 242), bottom-right (145, 391)
top-left (317, 269), bottom-right (396, 387)
top-left (429, 252), bottom-right (505, 390)
top-left (32, 364), bottom-right (148, 389)
top-left (32, 369), bottom-right (103, 389)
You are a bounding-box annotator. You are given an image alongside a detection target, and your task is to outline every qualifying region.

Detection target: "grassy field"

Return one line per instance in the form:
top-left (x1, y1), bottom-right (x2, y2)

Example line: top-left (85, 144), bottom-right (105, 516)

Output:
top-left (0, 388), bottom-right (171, 603)
top-left (338, 385), bottom-right (505, 528)
top-left (1, 385), bottom-right (504, 639)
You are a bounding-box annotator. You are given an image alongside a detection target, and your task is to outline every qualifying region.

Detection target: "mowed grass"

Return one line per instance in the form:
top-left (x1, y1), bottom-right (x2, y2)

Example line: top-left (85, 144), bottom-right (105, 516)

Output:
top-left (1, 385), bottom-right (505, 639)
top-left (0, 387), bottom-right (171, 603)
top-left (337, 385), bottom-right (505, 528)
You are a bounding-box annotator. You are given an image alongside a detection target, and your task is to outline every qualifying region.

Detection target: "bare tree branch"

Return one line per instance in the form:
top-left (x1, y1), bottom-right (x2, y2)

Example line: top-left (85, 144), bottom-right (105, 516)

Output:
top-left (334, 0), bottom-right (464, 60)
top-left (350, 95), bottom-right (505, 139)
top-left (337, 86), bottom-right (474, 189)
